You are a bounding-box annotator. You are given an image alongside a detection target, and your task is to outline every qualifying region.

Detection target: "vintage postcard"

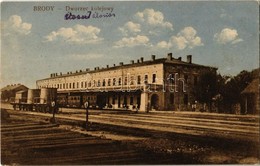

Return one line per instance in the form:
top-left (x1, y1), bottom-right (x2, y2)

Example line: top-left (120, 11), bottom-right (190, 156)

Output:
top-left (1, 0), bottom-right (259, 165)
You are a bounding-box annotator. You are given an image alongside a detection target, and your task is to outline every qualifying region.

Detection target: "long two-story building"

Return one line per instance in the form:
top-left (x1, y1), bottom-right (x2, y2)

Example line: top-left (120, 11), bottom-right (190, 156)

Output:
top-left (36, 53), bottom-right (217, 112)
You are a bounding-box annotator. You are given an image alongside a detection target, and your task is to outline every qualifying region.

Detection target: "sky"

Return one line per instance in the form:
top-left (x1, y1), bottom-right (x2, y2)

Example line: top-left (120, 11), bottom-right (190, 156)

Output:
top-left (1, 1), bottom-right (259, 88)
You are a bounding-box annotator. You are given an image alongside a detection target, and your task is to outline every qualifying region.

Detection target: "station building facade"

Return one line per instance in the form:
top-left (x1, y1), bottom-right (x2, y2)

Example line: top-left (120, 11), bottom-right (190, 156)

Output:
top-left (36, 53), bottom-right (217, 112)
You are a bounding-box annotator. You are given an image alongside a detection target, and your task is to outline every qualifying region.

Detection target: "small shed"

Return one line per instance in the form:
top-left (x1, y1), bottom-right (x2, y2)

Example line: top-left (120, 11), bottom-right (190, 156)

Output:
top-left (241, 79), bottom-right (259, 114)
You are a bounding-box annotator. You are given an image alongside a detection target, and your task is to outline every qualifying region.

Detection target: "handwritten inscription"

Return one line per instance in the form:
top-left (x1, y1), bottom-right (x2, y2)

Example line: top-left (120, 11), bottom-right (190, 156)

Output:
top-left (64, 6), bottom-right (115, 20)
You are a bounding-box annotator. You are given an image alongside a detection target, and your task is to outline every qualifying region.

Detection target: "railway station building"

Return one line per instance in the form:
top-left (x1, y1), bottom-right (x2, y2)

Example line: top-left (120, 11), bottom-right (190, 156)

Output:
top-left (36, 53), bottom-right (217, 112)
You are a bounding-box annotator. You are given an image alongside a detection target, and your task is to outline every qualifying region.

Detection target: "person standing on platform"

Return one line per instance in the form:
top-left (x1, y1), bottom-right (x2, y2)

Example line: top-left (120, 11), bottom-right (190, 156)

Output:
top-left (84, 100), bottom-right (89, 130)
top-left (51, 100), bottom-right (56, 123)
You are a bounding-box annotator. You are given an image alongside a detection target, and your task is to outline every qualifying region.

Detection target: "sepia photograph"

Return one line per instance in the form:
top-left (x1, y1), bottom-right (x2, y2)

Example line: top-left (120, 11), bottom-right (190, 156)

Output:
top-left (1, 0), bottom-right (259, 165)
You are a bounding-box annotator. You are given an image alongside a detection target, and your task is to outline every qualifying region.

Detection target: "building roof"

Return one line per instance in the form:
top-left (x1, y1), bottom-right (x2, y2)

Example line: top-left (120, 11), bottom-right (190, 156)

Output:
top-left (241, 79), bottom-right (259, 94)
top-left (38, 55), bottom-right (217, 81)
top-left (1, 84), bottom-right (28, 92)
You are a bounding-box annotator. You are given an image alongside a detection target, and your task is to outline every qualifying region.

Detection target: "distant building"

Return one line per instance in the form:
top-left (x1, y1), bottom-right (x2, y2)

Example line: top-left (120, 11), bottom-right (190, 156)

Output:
top-left (1, 84), bottom-right (28, 102)
top-left (36, 53), bottom-right (217, 112)
top-left (241, 79), bottom-right (260, 114)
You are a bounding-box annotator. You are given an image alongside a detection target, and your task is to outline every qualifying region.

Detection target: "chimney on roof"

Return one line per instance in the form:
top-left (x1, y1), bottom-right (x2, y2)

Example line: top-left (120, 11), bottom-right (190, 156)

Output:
top-left (178, 57), bottom-right (182, 61)
top-left (167, 53), bottom-right (172, 60)
top-left (60, 72), bottom-right (62, 75)
top-left (140, 57), bottom-right (144, 63)
top-left (119, 62), bottom-right (124, 66)
top-left (86, 68), bottom-right (90, 71)
top-left (151, 55), bottom-right (156, 61)
top-left (79, 70), bottom-right (82, 72)
top-left (113, 64), bottom-right (116, 67)
top-left (106, 65), bottom-right (109, 68)
top-left (130, 60), bottom-right (134, 64)
top-left (137, 59), bottom-right (140, 63)
top-left (187, 55), bottom-right (192, 63)
top-left (76, 70), bottom-right (78, 73)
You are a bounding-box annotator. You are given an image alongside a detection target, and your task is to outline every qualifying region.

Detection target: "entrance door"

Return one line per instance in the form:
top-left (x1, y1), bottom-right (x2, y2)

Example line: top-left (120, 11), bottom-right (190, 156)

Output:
top-left (96, 95), bottom-right (106, 109)
top-left (151, 94), bottom-right (159, 110)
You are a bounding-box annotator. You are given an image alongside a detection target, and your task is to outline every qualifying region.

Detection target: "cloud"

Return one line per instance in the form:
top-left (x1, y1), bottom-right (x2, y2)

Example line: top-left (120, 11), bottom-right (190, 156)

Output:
top-left (118, 21), bottom-right (141, 36)
top-left (3, 15), bottom-right (32, 36)
top-left (44, 24), bottom-right (103, 44)
top-left (135, 8), bottom-right (173, 30)
top-left (116, 8), bottom-right (173, 47)
top-left (156, 41), bottom-right (170, 49)
top-left (157, 26), bottom-right (203, 50)
top-left (214, 28), bottom-right (243, 44)
top-left (114, 35), bottom-right (150, 48)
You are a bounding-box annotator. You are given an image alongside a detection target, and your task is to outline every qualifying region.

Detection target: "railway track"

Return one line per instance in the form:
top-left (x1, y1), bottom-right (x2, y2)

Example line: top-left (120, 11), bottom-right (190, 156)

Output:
top-left (4, 106), bottom-right (259, 142)
top-left (1, 110), bottom-right (176, 165)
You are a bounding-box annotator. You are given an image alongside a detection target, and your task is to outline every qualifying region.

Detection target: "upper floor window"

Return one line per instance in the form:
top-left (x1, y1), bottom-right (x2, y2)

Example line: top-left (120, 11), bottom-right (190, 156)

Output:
top-left (144, 75), bottom-right (148, 84)
top-left (124, 76), bottom-right (128, 85)
top-left (113, 78), bottom-right (116, 86)
top-left (152, 74), bottom-right (156, 83)
top-left (118, 77), bottom-right (122, 85)
top-left (102, 79), bottom-right (106, 87)
top-left (137, 75), bottom-right (141, 84)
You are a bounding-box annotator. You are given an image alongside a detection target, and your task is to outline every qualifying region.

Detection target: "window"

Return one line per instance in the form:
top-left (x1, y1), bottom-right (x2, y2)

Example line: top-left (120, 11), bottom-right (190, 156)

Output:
top-left (81, 82), bottom-right (83, 88)
top-left (130, 76), bottom-right (134, 85)
top-left (57, 84), bottom-right (59, 88)
top-left (144, 75), bottom-right (148, 84)
top-left (63, 83), bottom-right (65, 89)
top-left (85, 81), bottom-right (87, 88)
top-left (113, 78), bottom-right (116, 86)
top-left (69, 83), bottom-right (72, 89)
top-left (124, 76), bottom-right (127, 85)
top-left (168, 73), bottom-right (175, 85)
top-left (108, 79), bottom-right (111, 86)
top-left (152, 74), bottom-right (156, 83)
top-left (88, 81), bottom-right (91, 87)
top-left (137, 75), bottom-right (141, 84)
top-left (118, 77), bottom-right (122, 85)
top-left (73, 83), bottom-right (75, 89)
top-left (97, 80), bottom-right (101, 87)
top-left (102, 79), bottom-right (106, 86)
top-left (77, 82), bottom-right (79, 88)
top-left (93, 80), bottom-right (96, 87)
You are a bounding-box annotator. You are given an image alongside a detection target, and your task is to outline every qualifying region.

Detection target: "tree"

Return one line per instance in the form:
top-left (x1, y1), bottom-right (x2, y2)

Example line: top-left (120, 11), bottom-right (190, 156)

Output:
top-left (219, 70), bottom-right (253, 113)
